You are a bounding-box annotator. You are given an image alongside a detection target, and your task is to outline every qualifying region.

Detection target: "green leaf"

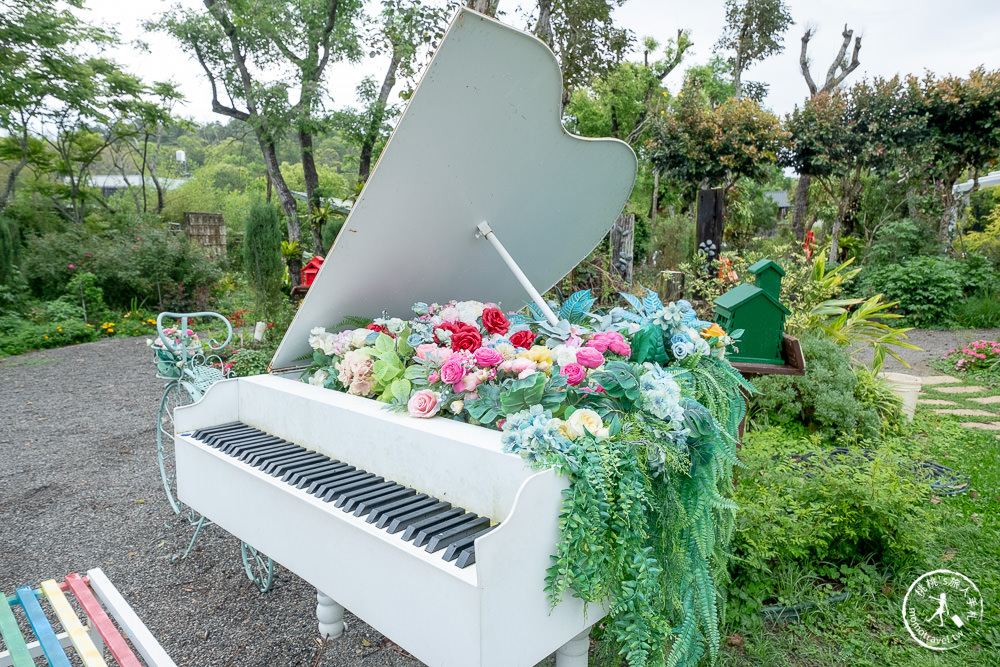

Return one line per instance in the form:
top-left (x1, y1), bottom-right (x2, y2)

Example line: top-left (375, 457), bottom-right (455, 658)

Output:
top-left (390, 378), bottom-right (412, 403)
top-left (374, 332), bottom-right (396, 355)
top-left (629, 325), bottom-right (668, 365)
top-left (500, 372), bottom-right (547, 414)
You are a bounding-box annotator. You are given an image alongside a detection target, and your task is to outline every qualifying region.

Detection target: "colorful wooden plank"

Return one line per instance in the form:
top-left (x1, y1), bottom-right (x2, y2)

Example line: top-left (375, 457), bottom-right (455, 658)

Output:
top-left (64, 573), bottom-right (143, 667)
top-left (15, 585), bottom-right (71, 667)
top-left (85, 569), bottom-right (177, 667)
top-left (40, 579), bottom-right (108, 667)
top-left (0, 594), bottom-right (34, 667)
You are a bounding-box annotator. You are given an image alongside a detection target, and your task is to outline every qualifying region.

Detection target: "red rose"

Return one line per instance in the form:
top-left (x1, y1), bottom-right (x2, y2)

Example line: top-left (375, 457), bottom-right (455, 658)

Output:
top-left (509, 330), bottom-right (537, 349)
top-left (366, 323), bottom-right (394, 338)
top-left (436, 321), bottom-right (482, 352)
top-left (481, 307), bottom-right (510, 335)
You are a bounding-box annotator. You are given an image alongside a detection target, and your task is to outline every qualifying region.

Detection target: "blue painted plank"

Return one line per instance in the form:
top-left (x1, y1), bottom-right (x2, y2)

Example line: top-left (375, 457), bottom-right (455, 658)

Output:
top-left (15, 585), bottom-right (71, 667)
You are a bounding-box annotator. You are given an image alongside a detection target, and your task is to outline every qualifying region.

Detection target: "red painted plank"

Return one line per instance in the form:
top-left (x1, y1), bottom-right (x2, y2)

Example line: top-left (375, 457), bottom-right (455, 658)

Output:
top-left (64, 574), bottom-right (143, 667)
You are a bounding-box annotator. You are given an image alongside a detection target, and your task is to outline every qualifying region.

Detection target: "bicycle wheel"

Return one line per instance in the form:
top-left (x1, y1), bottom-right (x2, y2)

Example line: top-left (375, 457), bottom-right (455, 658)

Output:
top-left (241, 542), bottom-right (276, 593)
top-left (157, 380), bottom-right (196, 515)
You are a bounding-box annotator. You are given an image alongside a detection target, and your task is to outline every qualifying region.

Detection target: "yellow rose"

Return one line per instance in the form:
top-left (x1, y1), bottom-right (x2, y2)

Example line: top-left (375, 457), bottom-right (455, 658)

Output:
top-left (701, 323), bottom-right (726, 339)
top-left (519, 345), bottom-right (552, 365)
top-left (567, 408), bottom-right (608, 439)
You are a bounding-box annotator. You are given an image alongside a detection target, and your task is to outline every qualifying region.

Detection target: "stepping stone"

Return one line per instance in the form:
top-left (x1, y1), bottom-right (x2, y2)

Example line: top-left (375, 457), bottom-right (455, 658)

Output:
top-left (919, 375), bottom-right (962, 385)
top-left (933, 409), bottom-right (996, 417)
top-left (935, 385), bottom-right (988, 394)
top-left (918, 399), bottom-right (958, 406)
top-left (961, 422), bottom-right (1000, 431)
top-left (970, 396), bottom-right (1000, 405)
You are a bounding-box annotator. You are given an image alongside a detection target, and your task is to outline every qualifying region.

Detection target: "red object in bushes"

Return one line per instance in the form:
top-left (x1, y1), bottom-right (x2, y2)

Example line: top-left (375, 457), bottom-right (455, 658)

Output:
top-left (301, 256), bottom-right (324, 287)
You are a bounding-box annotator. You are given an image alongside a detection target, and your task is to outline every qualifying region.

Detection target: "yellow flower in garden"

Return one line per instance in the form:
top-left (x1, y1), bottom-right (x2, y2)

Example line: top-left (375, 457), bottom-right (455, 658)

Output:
top-left (701, 323), bottom-right (726, 340)
top-left (57, 327), bottom-right (62, 332)
top-left (519, 345), bottom-right (552, 365)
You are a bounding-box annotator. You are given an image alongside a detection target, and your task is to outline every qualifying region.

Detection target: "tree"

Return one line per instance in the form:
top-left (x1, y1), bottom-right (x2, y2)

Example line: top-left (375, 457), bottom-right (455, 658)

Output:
top-left (784, 77), bottom-right (923, 262)
top-left (243, 202), bottom-right (284, 320)
top-left (913, 68), bottom-right (1000, 244)
top-left (0, 0), bottom-right (113, 211)
top-left (351, 0), bottom-right (448, 186)
top-left (529, 0), bottom-right (634, 108)
top-left (649, 92), bottom-right (788, 198)
top-left (154, 0), bottom-right (364, 284)
top-left (790, 23), bottom-right (862, 239)
top-left (715, 0), bottom-right (793, 101)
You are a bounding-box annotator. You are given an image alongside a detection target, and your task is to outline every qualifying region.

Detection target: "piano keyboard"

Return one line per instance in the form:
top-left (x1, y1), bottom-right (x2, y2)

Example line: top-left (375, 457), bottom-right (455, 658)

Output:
top-left (186, 422), bottom-right (496, 568)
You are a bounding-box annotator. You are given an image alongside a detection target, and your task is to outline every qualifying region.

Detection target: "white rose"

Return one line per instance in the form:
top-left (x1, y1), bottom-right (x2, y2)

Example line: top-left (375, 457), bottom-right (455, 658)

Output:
top-left (308, 369), bottom-right (329, 387)
top-left (350, 328), bottom-right (371, 348)
top-left (456, 300), bottom-right (485, 324)
top-left (551, 344), bottom-right (578, 367)
top-left (567, 408), bottom-right (609, 438)
top-left (385, 317), bottom-right (406, 335)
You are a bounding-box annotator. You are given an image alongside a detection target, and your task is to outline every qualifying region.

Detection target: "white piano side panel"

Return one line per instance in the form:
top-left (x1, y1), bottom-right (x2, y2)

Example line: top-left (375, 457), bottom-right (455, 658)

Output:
top-left (475, 469), bottom-right (608, 666)
top-left (176, 436), bottom-right (483, 666)
top-left (235, 374), bottom-right (533, 522)
top-left (173, 376), bottom-right (240, 433)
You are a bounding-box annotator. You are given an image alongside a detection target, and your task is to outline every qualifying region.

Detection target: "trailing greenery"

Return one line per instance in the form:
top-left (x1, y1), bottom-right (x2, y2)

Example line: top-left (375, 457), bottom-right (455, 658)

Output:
top-left (513, 354), bottom-right (750, 667)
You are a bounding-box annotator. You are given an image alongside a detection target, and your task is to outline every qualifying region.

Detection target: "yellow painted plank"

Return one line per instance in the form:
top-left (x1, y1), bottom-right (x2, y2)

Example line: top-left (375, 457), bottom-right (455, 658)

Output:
top-left (40, 579), bottom-right (108, 667)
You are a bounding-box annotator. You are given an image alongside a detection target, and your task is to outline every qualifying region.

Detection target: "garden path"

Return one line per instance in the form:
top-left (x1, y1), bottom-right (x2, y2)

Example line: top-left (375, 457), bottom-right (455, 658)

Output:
top-left (919, 375), bottom-right (1000, 437)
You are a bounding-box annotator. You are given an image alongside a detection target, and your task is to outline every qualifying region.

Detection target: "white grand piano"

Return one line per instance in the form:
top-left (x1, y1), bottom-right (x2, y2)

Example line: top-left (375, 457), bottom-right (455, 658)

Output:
top-left (174, 9), bottom-right (637, 667)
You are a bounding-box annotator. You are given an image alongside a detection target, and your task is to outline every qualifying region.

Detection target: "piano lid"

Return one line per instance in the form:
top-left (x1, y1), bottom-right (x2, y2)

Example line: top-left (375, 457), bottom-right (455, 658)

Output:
top-left (271, 8), bottom-right (637, 371)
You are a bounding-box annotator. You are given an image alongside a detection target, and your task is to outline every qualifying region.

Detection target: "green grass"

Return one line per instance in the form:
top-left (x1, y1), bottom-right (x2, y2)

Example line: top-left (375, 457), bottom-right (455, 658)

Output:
top-left (714, 412), bottom-right (999, 666)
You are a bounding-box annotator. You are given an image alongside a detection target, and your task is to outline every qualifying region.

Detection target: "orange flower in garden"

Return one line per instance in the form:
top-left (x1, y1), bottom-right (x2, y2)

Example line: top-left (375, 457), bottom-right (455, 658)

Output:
top-left (701, 323), bottom-right (726, 339)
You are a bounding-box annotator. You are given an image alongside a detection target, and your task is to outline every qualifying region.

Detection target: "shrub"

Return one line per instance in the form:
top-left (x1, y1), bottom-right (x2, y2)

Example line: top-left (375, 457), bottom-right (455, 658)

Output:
top-left (242, 203), bottom-right (284, 320)
top-left (0, 215), bottom-right (16, 286)
top-left (863, 218), bottom-right (936, 267)
top-left (729, 425), bottom-right (934, 622)
top-left (0, 314), bottom-right (98, 356)
top-left (749, 333), bottom-right (883, 441)
top-left (228, 347), bottom-right (272, 377)
top-left (856, 255), bottom-right (963, 327)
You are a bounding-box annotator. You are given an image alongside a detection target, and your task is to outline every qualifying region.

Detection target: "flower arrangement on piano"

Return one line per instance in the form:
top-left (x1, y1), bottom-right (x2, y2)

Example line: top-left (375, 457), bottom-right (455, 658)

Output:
top-left (303, 290), bottom-right (748, 667)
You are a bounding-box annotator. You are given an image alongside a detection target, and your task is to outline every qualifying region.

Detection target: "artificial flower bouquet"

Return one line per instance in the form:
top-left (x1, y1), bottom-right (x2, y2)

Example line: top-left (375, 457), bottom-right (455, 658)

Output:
top-left (148, 326), bottom-right (202, 377)
top-left (302, 289), bottom-right (749, 666)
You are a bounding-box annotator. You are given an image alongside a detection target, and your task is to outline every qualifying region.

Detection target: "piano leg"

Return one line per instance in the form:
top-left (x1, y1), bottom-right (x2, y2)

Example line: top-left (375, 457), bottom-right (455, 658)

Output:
top-left (316, 590), bottom-right (345, 639)
top-left (554, 627), bottom-right (591, 667)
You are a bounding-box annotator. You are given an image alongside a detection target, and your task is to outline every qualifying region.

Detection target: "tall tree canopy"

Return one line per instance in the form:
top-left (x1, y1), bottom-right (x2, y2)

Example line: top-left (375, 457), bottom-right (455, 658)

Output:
top-left (155, 0), bottom-right (364, 281)
top-left (715, 0), bottom-right (793, 101)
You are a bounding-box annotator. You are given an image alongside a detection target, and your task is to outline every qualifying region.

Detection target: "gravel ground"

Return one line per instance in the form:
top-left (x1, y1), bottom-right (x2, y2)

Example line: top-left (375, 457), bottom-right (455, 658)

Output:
top-left (852, 327), bottom-right (1000, 374)
top-left (3, 329), bottom-right (999, 666)
top-left (0, 337), bottom-right (422, 667)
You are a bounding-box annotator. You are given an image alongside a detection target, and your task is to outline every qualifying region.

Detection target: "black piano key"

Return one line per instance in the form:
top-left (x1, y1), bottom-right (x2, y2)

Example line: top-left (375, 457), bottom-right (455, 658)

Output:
top-left (339, 482), bottom-right (403, 513)
top-left (239, 441), bottom-right (294, 464)
top-left (289, 461), bottom-right (349, 487)
top-left (192, 422), bottom-right (244, 440)
top-left (442, 525), bottom-right (496, 562)
top-left (204, 427), bottom-right (262, 448)
top-left (220, 434), bottom-right (281, 456)
top-left (253, 447), bottom-right (312, 472)
top-left (354, 487), bottom-right (416, 517)
top-left (403, 507), bottom-right (467, 544)
top-left (425, 516), bottom-right (491, 553)
top-left (323, 475), bottom-right (385, 504)
top-left (454, 546), bottom-right (478, 568)
top-left (270, 452), bottom-right (329, 478)
top-left (371, 494), bottom-right (433, 526)
top-left (306, 468), bottom-right (363, 496)
top-left (394, 503), bottom-right (458, 536)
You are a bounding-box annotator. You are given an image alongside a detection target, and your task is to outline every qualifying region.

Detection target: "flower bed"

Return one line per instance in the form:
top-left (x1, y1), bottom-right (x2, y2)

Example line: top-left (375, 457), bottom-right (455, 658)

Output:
top-left (940, 339), bottom-right (1000, 374)
top-left (303, 290), bottom-right (750, 666)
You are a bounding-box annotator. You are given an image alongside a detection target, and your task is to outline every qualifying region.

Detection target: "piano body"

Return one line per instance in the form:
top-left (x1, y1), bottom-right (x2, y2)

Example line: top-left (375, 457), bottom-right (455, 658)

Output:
top-left (174, 9), bottom-right (637, 667)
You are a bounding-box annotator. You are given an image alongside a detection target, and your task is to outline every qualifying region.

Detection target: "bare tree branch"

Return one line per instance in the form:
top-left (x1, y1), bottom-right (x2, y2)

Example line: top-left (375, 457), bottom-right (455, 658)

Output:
top-left (799, 28), bottom-right (818, 95)
top-left (191, 38), bottom-right (250, 121)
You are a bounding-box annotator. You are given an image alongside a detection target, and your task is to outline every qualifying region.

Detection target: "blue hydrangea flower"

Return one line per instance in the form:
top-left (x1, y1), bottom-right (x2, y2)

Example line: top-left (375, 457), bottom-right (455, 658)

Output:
top-left (639, 368), bottom-right (684, 423)
top-left (652, 303), bottom-right (685, 332)
top-left (501, 405), bottom-right (573, 464)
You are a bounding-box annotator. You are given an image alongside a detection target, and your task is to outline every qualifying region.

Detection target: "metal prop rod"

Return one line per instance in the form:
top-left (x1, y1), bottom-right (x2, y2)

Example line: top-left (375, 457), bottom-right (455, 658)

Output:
top-left (476, 222), bottom-right (559, 327)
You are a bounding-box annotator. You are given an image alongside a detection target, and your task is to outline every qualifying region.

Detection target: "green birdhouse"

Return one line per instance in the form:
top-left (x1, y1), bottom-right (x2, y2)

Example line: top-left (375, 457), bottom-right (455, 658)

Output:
top-left (713, 259), bottom-right (790, 365)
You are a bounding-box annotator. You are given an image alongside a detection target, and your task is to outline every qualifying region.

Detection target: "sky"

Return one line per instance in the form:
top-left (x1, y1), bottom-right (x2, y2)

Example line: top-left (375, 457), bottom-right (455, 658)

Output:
top-left (83, 0), bottom-right (1000, 125)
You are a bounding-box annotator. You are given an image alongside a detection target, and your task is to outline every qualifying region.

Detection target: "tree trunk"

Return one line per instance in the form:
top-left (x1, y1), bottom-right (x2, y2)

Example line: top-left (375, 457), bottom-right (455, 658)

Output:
top-left (465, 0), bottom-right (498, 17)
top-left (359, 50), bottom-right (402, 184)
top-left (300, 128), bottom-right (324, 252)
top-left (791, 174), bottom-right (810, 240)
top-left (256, 133), bottom-right (301, 287)
top-left (610, 213), bottom-right (635, 284)
top-left (827, 217), bottom-right (841, 264)
top-left (535, 0), bottom-right (553, 49)
top-left (939, 190), bottom-right (958, 246)
top-left (650, 169), bottom-right (659, 223)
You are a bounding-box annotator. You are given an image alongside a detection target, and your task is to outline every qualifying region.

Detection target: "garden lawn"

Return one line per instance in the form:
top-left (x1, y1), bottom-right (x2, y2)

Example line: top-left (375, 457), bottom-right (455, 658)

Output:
top-left (718, 409), bottom-right (1000, 665)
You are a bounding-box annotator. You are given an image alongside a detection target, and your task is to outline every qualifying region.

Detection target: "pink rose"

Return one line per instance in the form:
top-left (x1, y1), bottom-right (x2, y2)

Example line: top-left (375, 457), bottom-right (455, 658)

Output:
top-left (509, 358), bottom-right (537, 375)
top-left (575, 346), bottom-right (605, 369)
top-left (428, 371), bottom-right (439, 384)
top-left (407, 389), bottom-right (441, 418)
top-left (416, 344), bottom-right (453, 364)
top-left (585, 333), bottom-right (609, 352)
top-left (453, 371), bottom-right (482, 393)
top-left (439, 357), bottom-right (466, 385)
top-left (605, 332), bottom-right (631, 357)
top-left (560, 363), bottom-right (587, 386)
top-left (474, 347), bottom-right (504, 367)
